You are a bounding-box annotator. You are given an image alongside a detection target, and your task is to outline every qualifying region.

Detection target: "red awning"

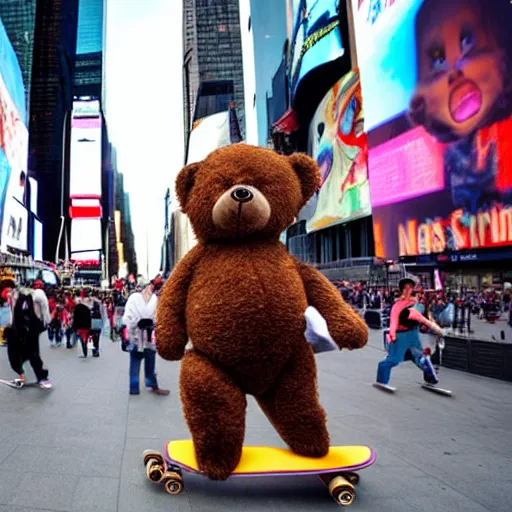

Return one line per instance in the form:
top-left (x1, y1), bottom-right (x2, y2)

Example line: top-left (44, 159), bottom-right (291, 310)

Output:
top-left (272, 109), bottom-right (299, 134)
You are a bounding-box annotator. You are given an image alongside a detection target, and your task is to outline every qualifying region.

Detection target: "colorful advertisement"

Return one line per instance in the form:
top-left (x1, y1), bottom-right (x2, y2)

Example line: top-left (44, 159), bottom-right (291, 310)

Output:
top-left (304, 70), bottom-right (370, 231)
top-left (352, 0), bottom-right (512, 259)
top-left (0, 18), bottom-right (29, 252)
top-left (290, 0), bottom-right (344, 95)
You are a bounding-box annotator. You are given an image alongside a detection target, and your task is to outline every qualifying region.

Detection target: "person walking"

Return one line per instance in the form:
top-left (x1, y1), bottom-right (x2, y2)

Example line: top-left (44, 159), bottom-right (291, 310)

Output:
top-left (4, 278), bottom-right (52, 389)
top-left (122, 279), bottom-right (169, 396)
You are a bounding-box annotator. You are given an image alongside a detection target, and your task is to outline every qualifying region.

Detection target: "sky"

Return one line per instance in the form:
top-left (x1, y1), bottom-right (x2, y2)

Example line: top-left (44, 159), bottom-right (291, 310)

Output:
top-left (104, 0), bottom-right (184, 279)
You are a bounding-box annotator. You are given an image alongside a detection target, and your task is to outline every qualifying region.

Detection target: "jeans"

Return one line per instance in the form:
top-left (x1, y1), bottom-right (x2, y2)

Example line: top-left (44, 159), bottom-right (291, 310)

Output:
top-left (376, 328), bottom-right (425, 385)
top-left (129, 348), bottom-right (158, 393)
top-left (48, 320), bottom-right (62, 344)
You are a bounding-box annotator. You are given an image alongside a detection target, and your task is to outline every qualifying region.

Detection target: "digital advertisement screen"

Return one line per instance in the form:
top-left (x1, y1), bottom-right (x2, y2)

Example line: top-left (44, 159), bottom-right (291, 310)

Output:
top-left (290, 0), bottom-right (344, 96)
top-left (352, 0), bottom-right (512, 259)
top-left (1, 196), bottom-right (28, 252)
top-left (304, 70), bottom-right (370, 232)
top-left (70, 218), bottom-right (102, 261)
top-left (70, 114), bottom-right (102, 197)
top-left (186, 111), bottom-right (231, 165)
top-left (0, 19), bottom-right (29, 251)
top-left (34, 218), bottom-right (43, 262)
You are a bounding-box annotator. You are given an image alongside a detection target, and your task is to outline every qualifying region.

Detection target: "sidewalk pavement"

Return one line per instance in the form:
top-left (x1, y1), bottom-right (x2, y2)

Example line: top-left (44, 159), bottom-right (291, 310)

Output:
top-left (0, 329), bottom-right (511, 512)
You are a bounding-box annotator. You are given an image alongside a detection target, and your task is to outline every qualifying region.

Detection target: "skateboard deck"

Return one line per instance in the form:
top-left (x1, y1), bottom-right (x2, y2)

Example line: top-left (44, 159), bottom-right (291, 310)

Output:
top-left (0, 379), bottom-right (38, 389)
top-left (421, 383), bottom-right (453, 397)
top-left (143, 440), bottom-right (376, 506)
top-left (372, 382), bottom-right (396, 393)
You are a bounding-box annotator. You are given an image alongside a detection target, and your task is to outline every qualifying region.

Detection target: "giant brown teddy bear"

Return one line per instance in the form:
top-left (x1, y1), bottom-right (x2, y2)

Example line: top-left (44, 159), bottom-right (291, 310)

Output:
top-left (156, 144), bottom-right (368, 481)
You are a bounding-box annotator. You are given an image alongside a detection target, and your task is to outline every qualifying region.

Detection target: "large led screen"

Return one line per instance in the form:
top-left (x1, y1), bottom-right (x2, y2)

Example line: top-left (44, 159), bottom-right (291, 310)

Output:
top-left (70, 218), bottom-right (102, 261)
top-left (0, 19), bottom-right (29, 251)
top-left (70, 114), bottom-right (102, 197)
top-left (305, 70), bottom-right (370, 232)
top-left (352, 0), bottom-right (512, 259)
top-left (186, 111), bottom-right (231, 165)
top-left (290, 0), bottom-right (344, 96)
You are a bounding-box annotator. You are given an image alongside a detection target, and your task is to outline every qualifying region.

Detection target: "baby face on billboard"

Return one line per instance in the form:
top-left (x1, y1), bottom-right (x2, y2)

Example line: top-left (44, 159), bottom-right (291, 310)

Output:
top-left (408, 0), bottom-right (508, 142)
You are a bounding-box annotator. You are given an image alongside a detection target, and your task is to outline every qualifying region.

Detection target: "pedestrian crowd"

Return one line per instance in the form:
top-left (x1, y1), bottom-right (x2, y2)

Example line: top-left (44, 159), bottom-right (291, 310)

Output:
top-left (0, 268), bottom-right (169, 396)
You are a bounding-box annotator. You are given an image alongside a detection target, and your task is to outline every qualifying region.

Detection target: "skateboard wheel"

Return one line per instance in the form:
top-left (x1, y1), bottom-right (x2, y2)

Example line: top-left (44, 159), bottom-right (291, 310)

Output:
top-left (334, 488), bottom-right (355, 506)
top-left (143, 450), bottom-right (163, 466)
top-left (328, 476), bottom-right (354, 506)
top-left (146, 459), bottom-right (165, 483)
top-left (163, 472), bottom-right (183, 495)
top-left (343, 472), bottom-right (360, 486)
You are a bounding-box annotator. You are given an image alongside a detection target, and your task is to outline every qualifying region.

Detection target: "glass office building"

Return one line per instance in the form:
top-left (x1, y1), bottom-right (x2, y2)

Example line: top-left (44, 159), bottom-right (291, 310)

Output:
top-left (0, 0), bottom-right (37, 113)
top-left (183, 0), bottom-right (245, 150)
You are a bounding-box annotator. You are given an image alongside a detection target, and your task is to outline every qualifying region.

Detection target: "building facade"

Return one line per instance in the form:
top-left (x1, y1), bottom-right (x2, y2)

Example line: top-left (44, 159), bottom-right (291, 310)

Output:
top-left (74, 0), bottom-right (103, 97)
top-left (29, 0), bottom-right (79, 262)
top-left (0, 0), bottom-right (37, 113)
top-left (183, 0), bottom-right (245, 159)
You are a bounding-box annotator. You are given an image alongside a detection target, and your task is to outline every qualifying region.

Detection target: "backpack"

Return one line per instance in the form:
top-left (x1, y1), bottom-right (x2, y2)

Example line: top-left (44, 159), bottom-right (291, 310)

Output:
top-left (14, 292), bottom-right (39, 336)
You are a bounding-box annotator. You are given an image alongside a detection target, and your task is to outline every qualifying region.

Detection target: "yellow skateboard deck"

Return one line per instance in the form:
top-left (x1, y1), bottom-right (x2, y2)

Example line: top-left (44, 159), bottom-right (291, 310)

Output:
top-left (165, 440), bottom-right (376, 476)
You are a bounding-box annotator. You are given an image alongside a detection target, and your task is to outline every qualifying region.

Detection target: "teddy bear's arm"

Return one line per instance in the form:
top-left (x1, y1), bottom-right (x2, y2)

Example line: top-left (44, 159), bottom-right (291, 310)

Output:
top-left (296, 261), bottom-right (368, 350)
top-left (156, 245), bottom-right (204, 361)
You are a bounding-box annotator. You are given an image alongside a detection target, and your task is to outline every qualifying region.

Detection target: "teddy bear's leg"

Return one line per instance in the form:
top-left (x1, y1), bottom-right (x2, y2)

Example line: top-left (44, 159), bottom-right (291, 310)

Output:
top-left (256, 345), bottom-right (330, 458)
top-left (180, 350), bottom-right (247, 480)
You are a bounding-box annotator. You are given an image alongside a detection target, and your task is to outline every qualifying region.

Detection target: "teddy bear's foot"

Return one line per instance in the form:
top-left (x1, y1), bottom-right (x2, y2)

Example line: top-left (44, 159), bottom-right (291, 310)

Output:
top-left (287, 437), bottom-right (330, 459)
top-left (180, 350), bottom-right (247, 481)
top-left (198, 452), bottom-right (239, 481)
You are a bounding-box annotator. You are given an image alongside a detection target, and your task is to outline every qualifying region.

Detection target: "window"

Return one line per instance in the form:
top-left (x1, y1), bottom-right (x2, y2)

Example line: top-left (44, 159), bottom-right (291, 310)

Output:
top-left (248, 16), bottom-right (251, 32)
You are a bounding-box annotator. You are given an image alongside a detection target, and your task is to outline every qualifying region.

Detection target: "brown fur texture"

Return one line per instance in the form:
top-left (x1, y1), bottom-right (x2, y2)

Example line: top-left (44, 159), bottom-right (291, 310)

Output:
top-left (156, 144), bottom-right (368, 481)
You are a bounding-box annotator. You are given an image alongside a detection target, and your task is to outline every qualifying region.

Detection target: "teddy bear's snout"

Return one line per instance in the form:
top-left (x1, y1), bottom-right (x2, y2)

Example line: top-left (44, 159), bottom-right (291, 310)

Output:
top-left (231, 187), bottom-right (253, 203)
top-left (212, 184), bottom-right (271, 235)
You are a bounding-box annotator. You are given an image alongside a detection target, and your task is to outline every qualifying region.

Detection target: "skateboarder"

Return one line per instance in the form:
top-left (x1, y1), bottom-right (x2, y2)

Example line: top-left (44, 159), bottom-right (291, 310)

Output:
top-left (5, 287), bottom-right (52, 389)
top-left (375, 278), bottom-right (445, 389)
top-left (122, 278), bottom-right (169, 396)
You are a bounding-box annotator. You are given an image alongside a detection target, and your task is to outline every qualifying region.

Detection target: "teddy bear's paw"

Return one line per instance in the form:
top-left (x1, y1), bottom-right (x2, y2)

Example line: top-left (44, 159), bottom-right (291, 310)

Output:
top-left (199, 459), bottom-right (237, 481)
top-left (289, 438), bottom-right (330, 459)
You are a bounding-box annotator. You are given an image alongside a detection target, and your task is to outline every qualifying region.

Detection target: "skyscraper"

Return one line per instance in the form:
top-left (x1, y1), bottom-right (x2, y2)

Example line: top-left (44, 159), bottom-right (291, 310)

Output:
top-left (183, 0), bottom-right (245, 153)
top-left (74, 0), bottom-right (103, 96)
top-left (29, 0), bottom-right (79, 261)
top-left (0, 0), bottom-right (37, 113)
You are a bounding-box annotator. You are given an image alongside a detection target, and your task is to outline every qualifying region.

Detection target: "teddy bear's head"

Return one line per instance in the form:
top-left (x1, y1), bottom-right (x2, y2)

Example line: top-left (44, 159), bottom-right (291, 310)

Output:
top-left (175, 144), bottom-right (320, 242)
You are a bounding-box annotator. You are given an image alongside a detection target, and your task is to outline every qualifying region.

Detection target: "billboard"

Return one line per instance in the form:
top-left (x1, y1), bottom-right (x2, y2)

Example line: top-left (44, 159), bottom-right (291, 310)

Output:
top-left (34, 217), bottom-right (42, 261)
top-left (0, 18), bottom-right (29, 252)
top-left (70, 115), bottom-right (102, 198)
top-left (304, 70), bottom-right (370, 232)
top-left (69, 99), bottom-right (103, 261)
top-left (70, 218), bottom-right (102, 261)
top-left (187, 111), bottom-right (232, 165)
top-left (352, 0), bottom-right (512, 259)
top-left (1, 196), bottom-right (27, 251)
top-left (290, 0), bottom-right (344, 95)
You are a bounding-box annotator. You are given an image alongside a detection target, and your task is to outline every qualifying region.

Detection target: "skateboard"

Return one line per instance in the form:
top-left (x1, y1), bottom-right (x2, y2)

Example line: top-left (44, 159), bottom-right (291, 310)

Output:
top-left (372, 382), bottom-right (396, 393)
top-left (143, 440), bottom-right (376, 506)
top-left (421, 383), bottom-right (453, 397)
top-left (0, 379), bottom-right (51, 390)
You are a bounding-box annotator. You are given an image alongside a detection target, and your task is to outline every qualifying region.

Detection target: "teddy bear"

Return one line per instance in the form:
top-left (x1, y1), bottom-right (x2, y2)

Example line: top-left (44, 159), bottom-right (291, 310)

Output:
top-left (156, 143), bottom-right (368, 481)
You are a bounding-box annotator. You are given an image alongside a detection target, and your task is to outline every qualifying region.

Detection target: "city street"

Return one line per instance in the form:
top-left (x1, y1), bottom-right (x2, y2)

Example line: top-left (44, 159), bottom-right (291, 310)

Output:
top-left (0, 329), bottom-right (511, 512)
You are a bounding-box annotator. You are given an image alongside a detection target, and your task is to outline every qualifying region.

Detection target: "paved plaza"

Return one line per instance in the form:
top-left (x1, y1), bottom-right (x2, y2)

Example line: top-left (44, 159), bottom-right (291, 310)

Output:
top-left (0, 330), bottom-right (511, 512)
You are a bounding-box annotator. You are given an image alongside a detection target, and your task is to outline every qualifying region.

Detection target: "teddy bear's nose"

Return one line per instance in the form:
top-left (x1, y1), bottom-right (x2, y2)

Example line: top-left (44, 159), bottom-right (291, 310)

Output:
top-left (231, 187), bottom-right (253, 203)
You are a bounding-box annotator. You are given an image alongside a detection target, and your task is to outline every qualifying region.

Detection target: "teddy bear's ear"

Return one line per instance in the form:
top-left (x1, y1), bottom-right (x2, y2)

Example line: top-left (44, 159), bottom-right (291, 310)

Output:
top-left (288, 153), bottom-right (320, 206)
top-left (176, 162), bottom-right (201, 210)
